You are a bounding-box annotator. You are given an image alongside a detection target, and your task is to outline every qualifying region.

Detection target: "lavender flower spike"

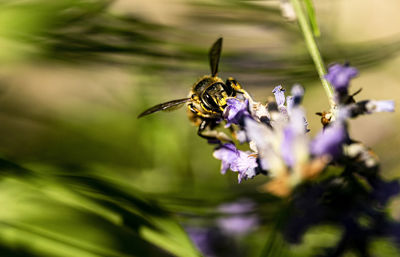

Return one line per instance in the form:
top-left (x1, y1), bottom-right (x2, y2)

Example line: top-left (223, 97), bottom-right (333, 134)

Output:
top-left (325, 64), bottom-right (358, 92)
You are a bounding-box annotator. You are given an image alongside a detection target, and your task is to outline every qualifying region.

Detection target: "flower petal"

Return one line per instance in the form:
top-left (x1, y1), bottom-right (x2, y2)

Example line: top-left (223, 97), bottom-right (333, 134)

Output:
top-left (310, 122), bottom-right (347, 158)
top-left (366, 100), bottom-right (395, 113)
top-left (223, 98), bottom-right (249, 126)
top-left (217, 215), bottom-right (258, 236)
top-left (272, 85), bottom-right (286, 107)
top-left (281, 126), bottom-right (296, 167)
top-left (325, 64), bottom-right (358, 92)
top-left (245, 118), bottom-right (286, 176)
top-left (213, 143), bottom-right (238, 174)
top-left (230, 151), bottom-right (258, 183)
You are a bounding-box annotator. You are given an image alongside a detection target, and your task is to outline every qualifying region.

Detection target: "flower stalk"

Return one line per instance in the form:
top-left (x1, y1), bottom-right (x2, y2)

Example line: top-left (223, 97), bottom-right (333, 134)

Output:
top-left (290, 0), bottom-right (334, 105)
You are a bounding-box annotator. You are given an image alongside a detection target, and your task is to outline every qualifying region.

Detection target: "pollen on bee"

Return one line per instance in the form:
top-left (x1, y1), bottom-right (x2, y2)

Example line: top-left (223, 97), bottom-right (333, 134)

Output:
top-left (219, 98), bottom-right (227, 106)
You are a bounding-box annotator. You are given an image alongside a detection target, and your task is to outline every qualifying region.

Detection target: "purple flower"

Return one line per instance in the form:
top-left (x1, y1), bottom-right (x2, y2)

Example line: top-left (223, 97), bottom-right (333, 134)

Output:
top-left (231, 151), bottom-right (258, 183)
top-left (365, 100), bottom-right (395, 113)
top-left (237, 165), bottom-right (257, 183)
top-left (217, 215), bottom-right (258, 236)
top-left (217, 199), bottom-right (259, 236)
top-left (213, 143), bottom-right (258, 183)
top-left (223, 98), bottom-right (249, 126)
top-left (213, 143), bottom-right (238, 174)
top-left (325, 64), bottom-right (358, 92)
top-left (271, 85), bottom-right (291, 121)
top-left (311, 122), bottom-right (347, 158)
top-left (272, 85), bottom-right (286, 107)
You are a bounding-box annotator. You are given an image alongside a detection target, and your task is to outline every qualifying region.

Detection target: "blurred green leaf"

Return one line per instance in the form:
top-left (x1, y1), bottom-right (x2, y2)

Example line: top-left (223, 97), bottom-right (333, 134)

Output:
top-left (0, 159), bottom-right (201, 257)
top-left (369, 238), bottom-right (400, 257)
top-left (289, 225), bottom-right (342, 257)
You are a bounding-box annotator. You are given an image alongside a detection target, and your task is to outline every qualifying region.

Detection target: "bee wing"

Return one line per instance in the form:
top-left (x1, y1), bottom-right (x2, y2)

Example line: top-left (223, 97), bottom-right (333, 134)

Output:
top-left (137, 98), bottom-right (192, 118)
top-left (209, 37), bottom-right (223, 77)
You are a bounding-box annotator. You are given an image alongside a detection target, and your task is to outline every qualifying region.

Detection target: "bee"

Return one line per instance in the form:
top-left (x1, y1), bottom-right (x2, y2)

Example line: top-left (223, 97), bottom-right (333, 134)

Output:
top-left (138, 38), bottom-right (250, 141)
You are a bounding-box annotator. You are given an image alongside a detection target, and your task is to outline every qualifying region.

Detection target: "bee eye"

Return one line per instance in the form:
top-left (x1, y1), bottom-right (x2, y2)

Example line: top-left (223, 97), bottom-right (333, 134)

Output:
top-left (202, 92), bottom-right (219, 110)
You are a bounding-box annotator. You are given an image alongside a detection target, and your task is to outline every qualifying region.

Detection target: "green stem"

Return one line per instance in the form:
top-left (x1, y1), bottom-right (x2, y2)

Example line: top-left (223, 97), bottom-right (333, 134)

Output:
top-left (290, 0), bottom-right (334, 105)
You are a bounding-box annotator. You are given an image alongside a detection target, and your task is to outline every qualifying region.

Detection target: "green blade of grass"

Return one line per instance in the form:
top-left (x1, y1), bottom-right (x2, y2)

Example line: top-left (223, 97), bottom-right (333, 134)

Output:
top-left (303, 0), bottom-right (320, 37)
top-left (290, 0), bottom-right (334, 106)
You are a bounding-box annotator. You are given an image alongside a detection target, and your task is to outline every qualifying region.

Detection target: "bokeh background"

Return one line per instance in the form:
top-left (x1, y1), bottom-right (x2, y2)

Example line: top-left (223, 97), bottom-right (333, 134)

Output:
top-left (0, 0), bottom-right (399, 256)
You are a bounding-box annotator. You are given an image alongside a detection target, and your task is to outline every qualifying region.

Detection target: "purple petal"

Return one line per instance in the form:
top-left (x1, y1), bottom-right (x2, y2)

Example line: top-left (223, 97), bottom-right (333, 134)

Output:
top-left (223, 98), bottom-right (249, 126)
top-left (311, 122), bottom-right (347, 158)
top-left (366, 100), bottom-right (395, 113)
top-left (286, 96), bottom-right (294, 115)
top-left (238, 168), bottom-right (257, 183)
top-left (281, 126), bottom-right (295, 167)
top-left (280, 106), bottom-right (309, 167)
top-left (217, 215), bottom-right (258, 236)
top-left (244, 118), bottom-right (275, 171)
top-left (325, 64), bottom-right (358, 92)
top-left (213, 143), bottom-right (258, 181)
top-left (213, 143), bottom-right (238, 174)
top-left (272, 85), bottom-right (286, 107)
top-left (289, 106), bottom-right (309, 134)
top-left (278, 106), bottom-right (289, 118)
top-left (235, 130), bottom-right (247, 144)
top-left (337, 107), bottom-right (351, 121)
top-left (230, 151), bottom-right (258, 183)
top-left (217, 200), bottom-right (258, 236)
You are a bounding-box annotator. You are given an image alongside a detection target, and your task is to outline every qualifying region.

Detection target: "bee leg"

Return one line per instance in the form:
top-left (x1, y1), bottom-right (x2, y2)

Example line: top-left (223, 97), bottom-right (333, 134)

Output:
top-left (197, 120), bottom-right (218, 142)
top-left (197, 120), bottom-right (232, 143)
